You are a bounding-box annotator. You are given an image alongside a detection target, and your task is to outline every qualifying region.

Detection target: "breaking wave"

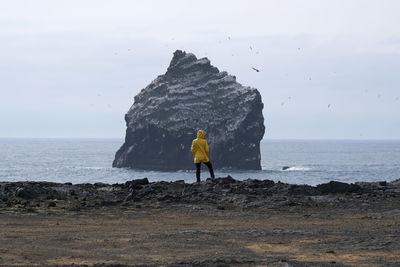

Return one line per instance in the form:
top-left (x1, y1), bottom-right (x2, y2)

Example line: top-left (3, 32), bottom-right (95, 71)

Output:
top-left (283, 166), bottom-right (311, 171)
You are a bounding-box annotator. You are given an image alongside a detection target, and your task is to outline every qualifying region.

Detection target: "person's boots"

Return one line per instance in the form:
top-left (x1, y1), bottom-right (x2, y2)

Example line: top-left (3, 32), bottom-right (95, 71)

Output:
top-left (209, 168), bottom-right (215, 180)
top-left (206, 162), bottom-right (215, 179)
top-left (196, 164), bottom-right (201, 183)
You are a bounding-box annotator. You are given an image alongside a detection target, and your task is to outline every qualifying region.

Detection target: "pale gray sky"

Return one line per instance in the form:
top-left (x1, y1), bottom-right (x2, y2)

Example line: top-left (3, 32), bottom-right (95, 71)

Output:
top-left (1, 0), bottom-right (399, 139)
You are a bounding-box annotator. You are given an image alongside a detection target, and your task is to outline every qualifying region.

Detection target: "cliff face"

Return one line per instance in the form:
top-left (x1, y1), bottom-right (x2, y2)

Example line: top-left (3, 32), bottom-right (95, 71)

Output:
top-left (113, 50), bottom-right (265, 171)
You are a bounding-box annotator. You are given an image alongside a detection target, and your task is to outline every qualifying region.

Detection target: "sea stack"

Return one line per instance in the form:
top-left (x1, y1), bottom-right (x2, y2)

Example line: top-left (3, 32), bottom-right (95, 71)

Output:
top-left (113, 50), bottom-right (265, 171)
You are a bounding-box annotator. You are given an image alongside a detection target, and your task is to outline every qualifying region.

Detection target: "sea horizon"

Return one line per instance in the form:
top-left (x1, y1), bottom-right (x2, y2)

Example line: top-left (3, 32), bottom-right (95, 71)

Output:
top-left (1, 137), bottom-right (400, 141)
top-left (1, 138), bottom-right (399, 186)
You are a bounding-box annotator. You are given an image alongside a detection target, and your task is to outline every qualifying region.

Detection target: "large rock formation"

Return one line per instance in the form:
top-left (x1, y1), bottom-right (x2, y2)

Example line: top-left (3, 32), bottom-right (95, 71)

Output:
top-left (113, 50), bottom-right (265, 171)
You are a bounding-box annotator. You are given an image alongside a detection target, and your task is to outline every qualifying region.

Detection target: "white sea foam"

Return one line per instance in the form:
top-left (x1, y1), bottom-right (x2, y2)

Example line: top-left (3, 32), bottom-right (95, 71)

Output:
top-left (284, 166), bottom-right (311, 171)
top-left (79, 166), bottom-right (109, 170)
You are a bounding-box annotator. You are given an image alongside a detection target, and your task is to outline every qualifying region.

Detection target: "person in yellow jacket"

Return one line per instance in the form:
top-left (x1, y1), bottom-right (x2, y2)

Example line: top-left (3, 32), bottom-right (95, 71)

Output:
top-left (191, 130), bottom-right (215, 182)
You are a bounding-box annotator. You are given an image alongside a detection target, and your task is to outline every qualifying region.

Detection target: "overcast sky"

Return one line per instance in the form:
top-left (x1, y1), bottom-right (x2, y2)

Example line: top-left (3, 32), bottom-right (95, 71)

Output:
top-left (1, 0), bottom-right (399, 139)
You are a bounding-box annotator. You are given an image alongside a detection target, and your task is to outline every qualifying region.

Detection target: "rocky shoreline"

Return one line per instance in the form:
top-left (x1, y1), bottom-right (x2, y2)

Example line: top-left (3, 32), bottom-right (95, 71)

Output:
top-left (0, 177), bottom-right (399, 212)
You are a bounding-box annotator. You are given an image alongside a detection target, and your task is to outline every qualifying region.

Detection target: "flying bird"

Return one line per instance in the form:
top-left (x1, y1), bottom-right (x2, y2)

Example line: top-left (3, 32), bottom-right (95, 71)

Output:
top-left (251, 67), bottom-right (260, 72)
top-left (328, 104), bottom-right (331, 108)
top-left (249, 46), bottom-right (253, 51)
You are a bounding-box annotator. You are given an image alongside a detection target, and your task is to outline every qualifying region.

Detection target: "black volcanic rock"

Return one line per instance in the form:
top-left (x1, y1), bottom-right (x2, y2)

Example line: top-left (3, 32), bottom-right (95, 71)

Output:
top-left (113, 50), bottom-right (265, 171)
top-left (16, 183), bottom-right (49, 199)
top-left (316, 181), bottom-right (361, 194)
top-left (1, 179), bottom-right (399, 211)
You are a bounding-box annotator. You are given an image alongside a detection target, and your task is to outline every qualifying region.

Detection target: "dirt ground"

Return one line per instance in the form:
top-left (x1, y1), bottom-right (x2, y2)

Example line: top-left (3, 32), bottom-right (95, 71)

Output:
top-left (0, 203), bottom-right (399, 267)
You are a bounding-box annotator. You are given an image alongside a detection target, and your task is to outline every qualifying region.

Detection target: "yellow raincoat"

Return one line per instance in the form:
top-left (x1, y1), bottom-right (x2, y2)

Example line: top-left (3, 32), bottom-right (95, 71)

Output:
top-left (191, 130), bottom-right (210, 163)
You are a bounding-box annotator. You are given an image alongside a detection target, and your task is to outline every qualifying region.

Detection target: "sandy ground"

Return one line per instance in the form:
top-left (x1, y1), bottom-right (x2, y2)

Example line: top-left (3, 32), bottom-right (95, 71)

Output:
top-left (0, 203), bottom-right (399, 267)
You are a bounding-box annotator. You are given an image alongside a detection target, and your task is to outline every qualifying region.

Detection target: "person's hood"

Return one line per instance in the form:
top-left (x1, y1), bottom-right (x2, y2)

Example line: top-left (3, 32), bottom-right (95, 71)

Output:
top-left (197, 130), bottom-right (205, 139)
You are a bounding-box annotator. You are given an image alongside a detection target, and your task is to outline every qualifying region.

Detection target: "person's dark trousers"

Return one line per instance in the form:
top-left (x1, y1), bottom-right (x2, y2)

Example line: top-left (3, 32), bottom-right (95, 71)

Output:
top-left (195, 161), bottom-right (215, 182)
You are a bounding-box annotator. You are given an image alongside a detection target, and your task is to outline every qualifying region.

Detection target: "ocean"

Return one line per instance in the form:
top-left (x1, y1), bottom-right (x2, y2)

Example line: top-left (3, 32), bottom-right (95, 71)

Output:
top-left (0, 139), bottom-right (399, 186)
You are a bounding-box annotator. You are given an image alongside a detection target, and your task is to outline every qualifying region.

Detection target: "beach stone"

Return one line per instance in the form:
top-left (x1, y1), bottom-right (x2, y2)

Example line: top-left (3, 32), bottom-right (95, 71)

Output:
top-left (47, 201), bottom-right (56, 207)
top-left (378, 181), bottom-right (387, 186)
top-left (317, 181), bottom-right (361, 194)
top-left (113, 50), bottom-right (265, 171)
top-left (125, 178), bottom-right (149, 189)
top-left (16, 183), bottom-right (48, 199)
top-left (20, 200), bottom-right (30, 206)
top-left (0, 191), bottom-right (7, 202)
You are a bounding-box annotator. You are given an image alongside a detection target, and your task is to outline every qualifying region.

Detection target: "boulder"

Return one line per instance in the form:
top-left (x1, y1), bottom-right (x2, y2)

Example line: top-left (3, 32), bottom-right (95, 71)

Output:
top-left (47, 201), bottom-right (57, 208)
top-left (125, 178), bottom-right (149, 190)
top-left (16, 183), bottom-right (48, 199)
top-left (378, 181), bottom-right (387, 186)
top-left (113, 50), bottom-right (265, 171)
top-left (316, 181), bottom-right (361, 194)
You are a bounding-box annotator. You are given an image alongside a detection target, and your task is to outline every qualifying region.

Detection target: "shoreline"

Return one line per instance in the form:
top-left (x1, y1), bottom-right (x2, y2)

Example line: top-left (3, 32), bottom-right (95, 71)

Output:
top-left (0, 177), bottom-right (399, 266)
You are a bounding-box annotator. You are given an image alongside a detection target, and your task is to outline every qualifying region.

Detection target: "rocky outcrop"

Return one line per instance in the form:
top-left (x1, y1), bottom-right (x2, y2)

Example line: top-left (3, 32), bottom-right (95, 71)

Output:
top-left (113, 50), bottom-right (265, 171)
